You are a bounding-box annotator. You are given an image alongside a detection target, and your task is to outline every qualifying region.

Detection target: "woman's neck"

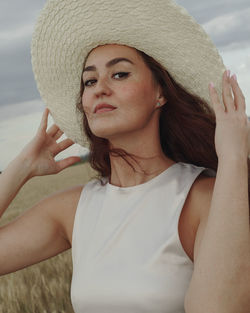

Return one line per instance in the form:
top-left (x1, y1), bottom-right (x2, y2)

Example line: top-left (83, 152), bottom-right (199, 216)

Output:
top-left (109, 152), bottom-right (175, 188)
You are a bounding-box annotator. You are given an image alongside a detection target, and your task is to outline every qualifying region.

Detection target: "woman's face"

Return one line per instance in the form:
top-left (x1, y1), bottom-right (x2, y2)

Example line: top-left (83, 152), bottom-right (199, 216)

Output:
top-left (81, 44), bottom-right (165, 140)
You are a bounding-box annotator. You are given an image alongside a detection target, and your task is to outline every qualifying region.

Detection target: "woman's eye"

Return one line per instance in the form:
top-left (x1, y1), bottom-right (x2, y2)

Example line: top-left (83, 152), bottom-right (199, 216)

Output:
top-left (113, 72), bottom-right (129, 79)
top-left (83, 72), bottom-right (129, 87)
top-left (83, 79), bottom-right (95, 87)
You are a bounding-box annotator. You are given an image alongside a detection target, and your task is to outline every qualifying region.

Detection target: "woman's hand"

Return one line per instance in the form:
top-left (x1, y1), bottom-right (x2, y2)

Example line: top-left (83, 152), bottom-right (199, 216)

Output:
top-left (209, 70), bottom-right (250, 161)
top-left (19, 108), bottom-right (82, 178)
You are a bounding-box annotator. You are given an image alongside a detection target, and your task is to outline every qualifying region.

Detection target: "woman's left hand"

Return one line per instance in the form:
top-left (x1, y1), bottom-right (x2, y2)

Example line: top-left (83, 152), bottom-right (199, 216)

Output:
top-left (209, 70), bottom-right (250, 161)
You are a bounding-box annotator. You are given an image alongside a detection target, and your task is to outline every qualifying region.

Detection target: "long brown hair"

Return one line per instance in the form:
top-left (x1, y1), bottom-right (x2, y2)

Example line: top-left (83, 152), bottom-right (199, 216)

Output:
top-left (76, 47), bottom-right (250, 208)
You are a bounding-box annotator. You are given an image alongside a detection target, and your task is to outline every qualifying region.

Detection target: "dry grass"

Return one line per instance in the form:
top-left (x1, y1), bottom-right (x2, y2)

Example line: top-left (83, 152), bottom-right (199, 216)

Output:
top-left (0, 161), bottom-right (97, 313)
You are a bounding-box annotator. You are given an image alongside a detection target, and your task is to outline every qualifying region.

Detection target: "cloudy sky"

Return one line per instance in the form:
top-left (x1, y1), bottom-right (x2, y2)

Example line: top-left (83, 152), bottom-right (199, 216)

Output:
top-left (0, 0), bottom-right (250, 170)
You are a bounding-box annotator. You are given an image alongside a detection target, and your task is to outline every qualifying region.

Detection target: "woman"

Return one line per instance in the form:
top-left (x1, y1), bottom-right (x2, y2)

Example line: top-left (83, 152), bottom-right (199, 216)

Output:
top-left (0, 0), bottom-right (250, 312)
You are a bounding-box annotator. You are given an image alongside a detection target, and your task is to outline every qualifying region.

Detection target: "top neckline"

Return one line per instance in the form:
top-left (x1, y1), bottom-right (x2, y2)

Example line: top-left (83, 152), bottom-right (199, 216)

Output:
top-left (105, 162), bottom-right (180, 192)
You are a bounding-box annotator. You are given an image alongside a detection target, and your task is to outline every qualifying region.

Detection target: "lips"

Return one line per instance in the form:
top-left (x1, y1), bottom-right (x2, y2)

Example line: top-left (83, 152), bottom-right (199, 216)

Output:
top-left (94, 103), bottom-right (116, 113)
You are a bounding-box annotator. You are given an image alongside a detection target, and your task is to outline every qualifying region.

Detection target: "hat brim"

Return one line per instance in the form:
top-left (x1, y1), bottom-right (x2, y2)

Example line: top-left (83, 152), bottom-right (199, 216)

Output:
top-left (31, 0), bottom-right (226, 147)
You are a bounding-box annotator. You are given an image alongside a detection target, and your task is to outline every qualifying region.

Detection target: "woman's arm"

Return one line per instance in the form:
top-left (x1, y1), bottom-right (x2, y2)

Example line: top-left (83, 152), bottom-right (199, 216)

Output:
top-left (185, 157), bottom-right (250, 313)
top-left (185, 70), bottom-right (250, 313)
top-left (0, 155), bottom-right (32, 219)
top-left (0, 108), bottom-right (80, 219)
top-left (0, 108), bottom-right (82, 275)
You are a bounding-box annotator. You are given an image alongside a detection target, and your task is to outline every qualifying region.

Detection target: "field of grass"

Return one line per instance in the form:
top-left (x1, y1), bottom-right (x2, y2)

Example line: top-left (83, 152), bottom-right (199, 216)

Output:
top-left (0, 161), bottom-right (97, 313)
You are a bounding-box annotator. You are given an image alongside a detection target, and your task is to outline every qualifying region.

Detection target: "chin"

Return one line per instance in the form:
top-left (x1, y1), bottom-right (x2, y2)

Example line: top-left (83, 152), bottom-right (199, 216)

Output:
top-left (90, 126), bottom-right (119, 139)
top-left (89, 117), bottom-right (139, 140)
top-left (90, 125), bottom-right (129, 141)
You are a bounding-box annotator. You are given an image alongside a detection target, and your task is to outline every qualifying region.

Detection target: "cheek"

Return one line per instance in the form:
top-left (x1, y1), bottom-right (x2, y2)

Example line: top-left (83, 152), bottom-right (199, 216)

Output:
top-left (122, 83), bottom-right (156, 118)
top-left (117, 84), bottom-right (155, 128)
top-left (119, 83), bottom-right (137, 98)
top-left (120, 81), bottom-right (153, 105)
top-left (81, 93), bottom-right (92, 115)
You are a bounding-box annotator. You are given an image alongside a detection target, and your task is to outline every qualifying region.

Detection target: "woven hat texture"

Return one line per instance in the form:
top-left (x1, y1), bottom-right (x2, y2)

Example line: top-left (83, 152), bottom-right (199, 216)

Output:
top-left (31, 0), bottom-right (226, 148)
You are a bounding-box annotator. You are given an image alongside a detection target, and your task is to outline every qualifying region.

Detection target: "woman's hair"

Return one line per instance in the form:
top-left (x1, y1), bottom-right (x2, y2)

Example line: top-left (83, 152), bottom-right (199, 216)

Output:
top-left (76, 47), bottom-right (250, 209)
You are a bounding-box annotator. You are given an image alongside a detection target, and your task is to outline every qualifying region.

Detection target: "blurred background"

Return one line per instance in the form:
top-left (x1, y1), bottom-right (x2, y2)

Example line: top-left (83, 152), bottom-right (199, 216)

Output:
top-left (0, 0), bottom-right (250, 171)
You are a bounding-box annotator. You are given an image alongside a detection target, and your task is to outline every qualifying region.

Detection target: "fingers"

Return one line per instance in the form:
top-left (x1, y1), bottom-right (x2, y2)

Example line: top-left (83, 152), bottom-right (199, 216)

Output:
top-left (52, 138), bottom-right (75, 156)
top-left (40, 108), bottom-right (64, 139)
top-left (58, 138), bottom-right (75, 150)
top-left (38, 107), bottom-right (49, 132)
top-left (53, 128), bottom-right (64, 141)
top-left (55, 156), bottom-right (82, 172)
top-left (229, 75), bottom-right (246, 113)
top-left (47, 124), bottom-right (64, 140)
top-left (58, 138), bottom-right (75, 151)
top-left (222, 70), bottom-right (235, 112)
top-left (209, 70), bottom-right (247, 115)
top-left (209, 82), bottom-right (225, 115)
top-left (38, 107), bottom-right (63, 138)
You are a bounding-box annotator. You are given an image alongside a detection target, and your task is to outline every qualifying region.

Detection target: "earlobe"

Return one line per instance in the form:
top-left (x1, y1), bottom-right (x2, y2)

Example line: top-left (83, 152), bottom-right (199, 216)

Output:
top-left (157, 93), bottom-right (167, 105)
top-left (155, 86), bottom-right (167, 107)
top-left (156, 96), bottom-right (167, 108)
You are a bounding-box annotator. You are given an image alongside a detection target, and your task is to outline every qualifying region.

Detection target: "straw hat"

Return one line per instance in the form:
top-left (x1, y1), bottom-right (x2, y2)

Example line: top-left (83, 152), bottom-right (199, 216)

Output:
top-left (31, 0), bottom-right (226, 147)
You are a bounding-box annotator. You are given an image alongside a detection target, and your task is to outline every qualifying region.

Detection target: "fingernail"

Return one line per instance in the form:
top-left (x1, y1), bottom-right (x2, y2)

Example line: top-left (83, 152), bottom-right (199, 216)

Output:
top-left (232, 74), bottom-right (237, 82)
top-left (226, 69), bottom-right (231, 78)
top-left (209, 82), bottom-right (214, 89)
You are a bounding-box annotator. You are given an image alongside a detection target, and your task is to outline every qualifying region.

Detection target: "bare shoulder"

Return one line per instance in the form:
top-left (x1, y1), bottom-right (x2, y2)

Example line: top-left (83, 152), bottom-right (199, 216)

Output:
top-left (193, 172), bottom-right (216, 220)
top-left (44, 184), bottom-right (85, 248)
top-left (191, 172), bottom-right (216, 262)
top-left (184, 174), bottom-right (217, 313)
top-left (181, 171), bottom-right (215, 227)
top-left (179, 171), bottom-right (215, 263)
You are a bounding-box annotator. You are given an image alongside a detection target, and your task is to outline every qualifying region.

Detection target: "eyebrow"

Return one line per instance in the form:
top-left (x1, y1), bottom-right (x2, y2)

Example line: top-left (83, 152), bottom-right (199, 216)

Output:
top-left (82, 57), bottom-right (135, 74)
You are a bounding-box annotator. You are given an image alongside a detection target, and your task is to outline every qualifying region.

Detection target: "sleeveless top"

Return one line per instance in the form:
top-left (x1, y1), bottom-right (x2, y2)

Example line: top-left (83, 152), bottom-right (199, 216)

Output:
top-left (71, 162), bottom-right (216, 313)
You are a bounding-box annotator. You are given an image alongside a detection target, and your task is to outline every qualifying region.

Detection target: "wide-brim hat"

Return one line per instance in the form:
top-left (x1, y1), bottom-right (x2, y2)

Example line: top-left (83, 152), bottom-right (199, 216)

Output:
top-left (31, 0), bottom-right (226, 148)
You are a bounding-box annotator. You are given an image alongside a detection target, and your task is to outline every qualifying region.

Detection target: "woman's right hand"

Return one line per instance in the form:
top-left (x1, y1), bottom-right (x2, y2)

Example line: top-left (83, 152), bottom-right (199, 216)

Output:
top-left (19, 108), bottom-right (82, 178)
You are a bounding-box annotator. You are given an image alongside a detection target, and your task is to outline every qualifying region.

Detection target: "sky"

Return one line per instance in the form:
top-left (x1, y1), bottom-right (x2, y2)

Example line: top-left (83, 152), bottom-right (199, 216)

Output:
top-left (0, 0), bottom-right (250, 171)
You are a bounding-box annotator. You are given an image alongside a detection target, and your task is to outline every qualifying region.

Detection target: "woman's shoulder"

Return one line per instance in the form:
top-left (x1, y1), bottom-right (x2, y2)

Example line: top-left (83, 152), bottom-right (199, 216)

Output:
top-left (186, 172), bottom-right (216, 264)
top-left (186, 168), bottom-right (216, 222)
top-left (44, 184), bottom-right (85, 247)
top-left (179, 171), bottom-right (215, 262)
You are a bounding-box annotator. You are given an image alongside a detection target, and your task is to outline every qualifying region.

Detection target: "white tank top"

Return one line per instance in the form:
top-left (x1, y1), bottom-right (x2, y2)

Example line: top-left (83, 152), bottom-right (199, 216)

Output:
top-left (71, 161), bottom-right (215, 313)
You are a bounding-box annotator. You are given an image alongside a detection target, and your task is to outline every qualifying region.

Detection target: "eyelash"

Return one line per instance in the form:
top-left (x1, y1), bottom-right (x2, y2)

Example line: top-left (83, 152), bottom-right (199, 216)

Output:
top-left (83, 72), bottom-right (130, 87)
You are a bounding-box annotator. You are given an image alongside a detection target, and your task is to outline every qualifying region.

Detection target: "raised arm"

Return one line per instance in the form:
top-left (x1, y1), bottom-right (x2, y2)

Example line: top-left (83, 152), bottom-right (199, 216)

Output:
top-left (0, 108), bottom-right (83, 276)
top-left (0, 108), bottom-right (81, 218)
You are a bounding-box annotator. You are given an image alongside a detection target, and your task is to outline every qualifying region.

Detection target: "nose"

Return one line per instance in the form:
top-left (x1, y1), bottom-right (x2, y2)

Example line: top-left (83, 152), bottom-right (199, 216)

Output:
top-left (82, 76), bottom-right (112, 115)
top-left (94, 76), bottom-right (112, 97)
